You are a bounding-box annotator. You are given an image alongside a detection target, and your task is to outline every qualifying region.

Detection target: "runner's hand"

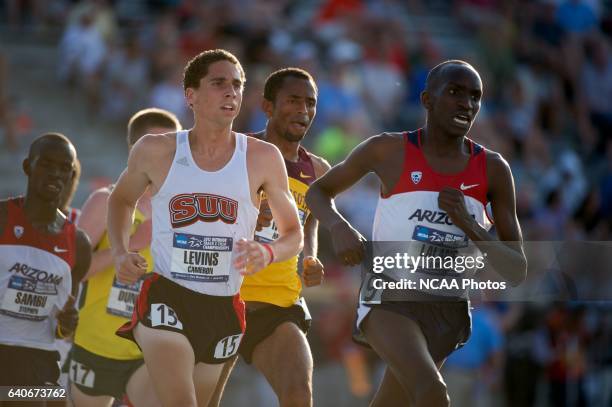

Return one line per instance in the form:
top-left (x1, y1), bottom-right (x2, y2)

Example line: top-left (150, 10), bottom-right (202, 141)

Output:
top-left (331, 221), bottom-right (366, 266)
top-left (438, 187), bottom-right (473, 231)
top-left (302, 256), bottom-right (324, 287)
top-left (234, 238), bottom-right (272, 275)
top-left (256, 200), bottom-right (273, 232)
top-left (115, 252), bottom-right (147, 284)
top-left (56, 295), bottom-right (78, 337)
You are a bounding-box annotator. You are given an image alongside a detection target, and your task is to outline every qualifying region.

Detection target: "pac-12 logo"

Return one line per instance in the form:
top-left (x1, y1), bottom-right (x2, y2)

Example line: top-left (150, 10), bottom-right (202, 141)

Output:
top-left (411, 171), bottom-right (422, 184)
top-left (169, 193), bottom-right (238, 228)
top-left (14, 225), bottom-right (24, 239)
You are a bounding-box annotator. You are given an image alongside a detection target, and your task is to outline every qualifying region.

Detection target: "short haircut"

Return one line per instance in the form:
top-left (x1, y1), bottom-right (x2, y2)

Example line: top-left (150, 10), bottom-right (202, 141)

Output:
top-left (425, 60), bottom-right (476, 93)
top-left (263, 67), bottom-right (317, 103)
top-left (127, 108), bottom-right (181, 147)
top-left (183, 49), bottom-right (245, 90)
top-left (28, 133), bottom-right (73, 159)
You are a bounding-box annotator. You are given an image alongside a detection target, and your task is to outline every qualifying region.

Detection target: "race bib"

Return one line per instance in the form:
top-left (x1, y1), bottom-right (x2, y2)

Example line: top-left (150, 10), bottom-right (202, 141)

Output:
top-left (214, 334), bottom-right (243, 359)
top-left (255, 221), bottom-right (277, 243)
top-left (150, 303), bottom-right (183, 330)
top-left (411, 225), bottom-right (480, 278)
top-left (69, 361), bottom-right (95, 388)
top-left (359, 271), bottom-right (384, 304)
top-left (0, 275), bottom-right (57, 321)
top-left (255, 209), bottom-right (307, 243)
top-left (412, 225), bottom-right (468, 249)
top-left (106, 277), bottom-right (142, 318)
top-left (170, 233), bottom-right (233, 283)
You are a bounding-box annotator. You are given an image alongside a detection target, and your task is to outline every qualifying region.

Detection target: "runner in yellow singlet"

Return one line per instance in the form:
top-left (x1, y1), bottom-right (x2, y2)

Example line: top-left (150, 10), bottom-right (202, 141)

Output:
top-left (210, 68), bottom-right (330, 407)
top-left (67, 108), bottom-right (181, 407)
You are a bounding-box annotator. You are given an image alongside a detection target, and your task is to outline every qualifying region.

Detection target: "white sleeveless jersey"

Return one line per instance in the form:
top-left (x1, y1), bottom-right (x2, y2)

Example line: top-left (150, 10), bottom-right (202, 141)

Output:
top-left (151, 130), bottom-right (258, 296)
top-left (0, 198), bottom-right (75, 351)
top-left (371, 129), bottom-right (493, 299)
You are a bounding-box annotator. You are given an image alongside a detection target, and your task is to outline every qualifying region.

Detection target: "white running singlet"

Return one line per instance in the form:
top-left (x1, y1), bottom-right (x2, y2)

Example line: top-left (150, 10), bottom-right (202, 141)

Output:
top-left (150, 130), bottom-right (258, 296)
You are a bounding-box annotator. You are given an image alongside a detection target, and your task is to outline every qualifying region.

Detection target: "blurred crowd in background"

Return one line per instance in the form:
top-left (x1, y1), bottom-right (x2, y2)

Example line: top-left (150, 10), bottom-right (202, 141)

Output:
top-left (1, 0), bottom-right (611, 406)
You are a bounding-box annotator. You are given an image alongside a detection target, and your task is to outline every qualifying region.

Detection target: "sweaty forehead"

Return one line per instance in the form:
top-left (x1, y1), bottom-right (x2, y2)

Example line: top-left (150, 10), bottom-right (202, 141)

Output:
top-left (434, 64), bottom-right (482, 92)
top-left (205, 60), bottom-right (243, 82)
top-left (278, 77), bottom-right (317, 98)
top-left (32, 139), bottom-right (76, 162)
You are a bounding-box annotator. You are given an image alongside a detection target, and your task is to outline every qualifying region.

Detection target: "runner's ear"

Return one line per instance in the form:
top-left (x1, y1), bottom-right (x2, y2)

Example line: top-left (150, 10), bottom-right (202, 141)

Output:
top-left (262, 98), bottom-right (274, 119)
top-left (421, 90), bottom-right (432, 110)
top-left (22, 158), bottom-right (31, 176)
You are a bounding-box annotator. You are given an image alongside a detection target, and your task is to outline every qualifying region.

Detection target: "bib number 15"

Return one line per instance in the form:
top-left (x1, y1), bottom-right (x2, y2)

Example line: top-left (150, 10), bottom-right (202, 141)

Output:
top-left (214, 334), bottom-right (243, 359)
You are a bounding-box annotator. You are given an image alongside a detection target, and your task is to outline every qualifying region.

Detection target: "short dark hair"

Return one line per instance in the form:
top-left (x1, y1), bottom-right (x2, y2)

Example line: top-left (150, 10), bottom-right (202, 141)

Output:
top-left (127, 108), bottom-right (181, 147)
top-left (425, 60), bottom-right (476, 92)
top-left (28, 133), bottom-right (73, 159)
top-left (183, 49), bottom-right (245, 90)
top-left (263, 68), bottom-right (317, 103)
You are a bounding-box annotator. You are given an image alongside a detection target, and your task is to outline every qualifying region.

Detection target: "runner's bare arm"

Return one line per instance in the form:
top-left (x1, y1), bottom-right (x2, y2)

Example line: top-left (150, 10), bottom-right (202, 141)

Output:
top-left (72, 229), bottom-right (92, 291)
top-left (77, 188), bottom-right (114, 280)
top-left (306, 136), bottom-right (390, 265)
top-left (108, 136), bottom-right (156, 283)
top-left (303, 215), bottom-right (318, 259)
top-left (56, 228), bottom-right (91, 338)
top-left (438, 152), bottom-right (527, 286)
top-left (234, 141), bottom-right (303, 274)
top-left (303, 154), bottom-right (331, 259)
top-left (306, 135), bottom-right (393, 229)
top-left (260, 143), bottom-right (303, 263)
top-left (302, 155), bottom-right (330, 287)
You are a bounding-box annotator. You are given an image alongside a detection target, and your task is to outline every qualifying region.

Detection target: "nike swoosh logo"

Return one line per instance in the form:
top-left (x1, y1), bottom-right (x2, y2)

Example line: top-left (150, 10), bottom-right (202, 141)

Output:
top-left (53, 246), bottom-right (68, 253)
top-left (299, 171), bottom-right (312, 179)
top-left (460, 183), bottom-right (479, 191)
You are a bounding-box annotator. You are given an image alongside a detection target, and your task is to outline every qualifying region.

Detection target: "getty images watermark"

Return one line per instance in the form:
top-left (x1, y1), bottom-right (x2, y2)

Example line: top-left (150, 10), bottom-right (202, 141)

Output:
top-left (361, 241), bottom-right (612, 303)
top-left (369, 252), bottom-right (508, 291)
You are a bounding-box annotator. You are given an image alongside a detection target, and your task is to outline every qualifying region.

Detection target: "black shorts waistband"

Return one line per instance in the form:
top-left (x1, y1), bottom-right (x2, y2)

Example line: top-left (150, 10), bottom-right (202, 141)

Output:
top-left (149, 273), bottom-right (238, 304)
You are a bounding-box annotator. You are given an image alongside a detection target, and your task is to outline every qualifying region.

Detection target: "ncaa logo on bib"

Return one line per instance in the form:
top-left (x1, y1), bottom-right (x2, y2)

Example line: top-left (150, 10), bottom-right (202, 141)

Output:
top-left (411, 171), bottom-right (422, 184)
top-left (14, 225), bottom-right (24, 239)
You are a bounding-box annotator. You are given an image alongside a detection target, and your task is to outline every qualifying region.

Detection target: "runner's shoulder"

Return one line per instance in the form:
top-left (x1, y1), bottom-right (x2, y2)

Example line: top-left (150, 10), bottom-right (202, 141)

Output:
top-left (353, 132), bottom-right (405, 162)
top-left (476, 144), bottom-right (514, 199)
top-left (246, 134), bottom-right (283, 158)
top-left (304, 150), bottom-right (331, 178)
top-left (369, 131), bottom-right (405, 147)
top-left (87, 185), bottom-right (113, 200)
top-left (127, 132), bottom-right (178, 173)
top-left (481, 146), bottom-right (511, 177)
top-left (131, 131), bottom-right (178, 159)
top-left (79, 187), bottom-right (113, 220)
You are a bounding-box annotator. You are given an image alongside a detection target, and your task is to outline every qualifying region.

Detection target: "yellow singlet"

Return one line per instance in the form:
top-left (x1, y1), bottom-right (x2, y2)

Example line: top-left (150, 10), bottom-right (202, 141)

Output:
top-left (74, 209), bottom-right (152, 360)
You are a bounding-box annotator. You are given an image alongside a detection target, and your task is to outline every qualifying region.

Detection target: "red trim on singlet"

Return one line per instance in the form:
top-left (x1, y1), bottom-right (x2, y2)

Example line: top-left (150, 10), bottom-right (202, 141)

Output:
top-left (382, 129), bottom-right (489, 206)
top-left (66, 207), bottom-right (80, 224)
top-left (232, 293), bottom-right (246, 333)
top-left (1, 197), bottom-right (77, 268)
